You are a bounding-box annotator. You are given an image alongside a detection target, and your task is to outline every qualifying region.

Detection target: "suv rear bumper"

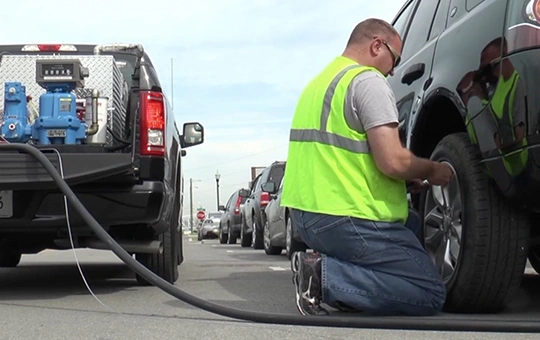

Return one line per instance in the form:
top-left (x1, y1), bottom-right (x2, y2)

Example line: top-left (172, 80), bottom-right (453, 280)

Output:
top-left (0, 181), bottom-right (164, 233)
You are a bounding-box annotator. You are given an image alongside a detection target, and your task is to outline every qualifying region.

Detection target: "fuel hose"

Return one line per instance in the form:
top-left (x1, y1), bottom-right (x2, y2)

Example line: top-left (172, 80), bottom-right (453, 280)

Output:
top-left (1, 143), bottom-right (539, 333)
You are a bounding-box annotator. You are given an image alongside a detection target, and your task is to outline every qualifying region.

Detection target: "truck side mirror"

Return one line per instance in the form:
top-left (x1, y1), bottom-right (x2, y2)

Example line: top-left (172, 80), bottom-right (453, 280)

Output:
top-left (181, 122), bottom-right (204, 148)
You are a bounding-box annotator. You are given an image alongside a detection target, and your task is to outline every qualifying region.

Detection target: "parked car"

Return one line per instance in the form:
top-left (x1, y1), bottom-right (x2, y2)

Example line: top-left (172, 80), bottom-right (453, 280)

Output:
top-left (197, 214), bottom-right (222, 240)
top-left (218, 188), bottom-right (250, 244)
top-left (386, 0), bottom-right (535, 313)
top-left (260, 178), bottom-right (308, 259)
top-left (240, 161), bottom-right (286, 249)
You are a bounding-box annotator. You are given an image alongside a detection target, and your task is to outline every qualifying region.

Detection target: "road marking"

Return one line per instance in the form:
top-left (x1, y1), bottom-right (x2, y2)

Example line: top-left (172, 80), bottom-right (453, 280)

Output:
top-left (226, 250), bottom-right (234, 253)
top-left (269, 266), bottom-right (288, 271)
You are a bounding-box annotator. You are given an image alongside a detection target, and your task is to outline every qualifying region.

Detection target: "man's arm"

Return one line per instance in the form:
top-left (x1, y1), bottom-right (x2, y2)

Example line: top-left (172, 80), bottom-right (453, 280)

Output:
top-left (366, 123), bottom-right (435, 180)
top-left (350, 72), bottom-right (435, 181)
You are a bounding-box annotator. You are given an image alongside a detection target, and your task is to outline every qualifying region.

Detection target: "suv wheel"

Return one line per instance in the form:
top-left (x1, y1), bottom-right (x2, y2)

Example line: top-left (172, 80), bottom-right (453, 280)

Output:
top-left (285, 213), bottom-right (306, 260)
top-left (252, 215), bottom-right (264, 250)
top-left (240, 216), bottom-right (252, 247)
top-left (419, 132), bottom-right (529, 313)
top-left (219, 227), bottom-right (227, 244)
top-left (227, 223), bottom-right (237, 244)
top-left (263, 220), bottom-right (282, 255)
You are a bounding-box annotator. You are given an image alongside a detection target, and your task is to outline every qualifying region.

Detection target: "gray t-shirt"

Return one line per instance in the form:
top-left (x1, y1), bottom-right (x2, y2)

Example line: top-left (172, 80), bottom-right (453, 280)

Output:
top-left (344, 70), bottom-right (399, 133)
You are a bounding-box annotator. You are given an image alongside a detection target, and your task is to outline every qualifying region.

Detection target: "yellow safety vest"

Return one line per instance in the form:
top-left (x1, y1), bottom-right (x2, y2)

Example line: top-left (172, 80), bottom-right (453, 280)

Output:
top-left (281, 56), bottom-right (409, 224)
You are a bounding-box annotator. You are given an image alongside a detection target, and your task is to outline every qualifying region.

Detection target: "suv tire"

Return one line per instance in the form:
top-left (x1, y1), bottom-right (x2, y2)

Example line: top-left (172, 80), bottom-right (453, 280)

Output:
top-left (285, 213), bottom-right (307, 260)
top-left (419, 132), bottom-right (529, 313)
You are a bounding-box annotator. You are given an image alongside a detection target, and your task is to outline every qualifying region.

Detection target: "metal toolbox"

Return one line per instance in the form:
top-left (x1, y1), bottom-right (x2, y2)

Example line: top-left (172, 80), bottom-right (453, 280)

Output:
top-left (0, 55), bottom-right (129, 146)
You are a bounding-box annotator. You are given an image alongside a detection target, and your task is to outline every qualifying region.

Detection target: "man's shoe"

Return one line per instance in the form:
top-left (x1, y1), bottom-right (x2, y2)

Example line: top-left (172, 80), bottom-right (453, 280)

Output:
top-left (291, 251), bottom-right (329, 316)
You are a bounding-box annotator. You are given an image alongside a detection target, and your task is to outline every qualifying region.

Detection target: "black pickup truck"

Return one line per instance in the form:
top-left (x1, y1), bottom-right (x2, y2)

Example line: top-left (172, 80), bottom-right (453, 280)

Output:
top-left (387, 0), bottom-right (540, 313)
top-left (0, 43), bottom-right (203, 285)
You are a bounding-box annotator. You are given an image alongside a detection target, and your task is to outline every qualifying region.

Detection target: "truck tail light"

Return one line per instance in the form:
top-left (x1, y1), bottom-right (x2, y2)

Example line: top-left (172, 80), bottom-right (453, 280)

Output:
top-left (139, 91), bottom-right (165, 157)
top-left (21, 44), bottom-right (77, 52)
top-left (260, 192), bottom-right (270, 207)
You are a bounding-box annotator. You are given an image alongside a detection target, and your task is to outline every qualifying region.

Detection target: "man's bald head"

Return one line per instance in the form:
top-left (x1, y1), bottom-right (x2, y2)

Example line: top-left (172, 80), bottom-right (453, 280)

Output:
top-left (342, 18), bottom-right (402, 77)
top-left (346, 18), bottom-right (400, 47)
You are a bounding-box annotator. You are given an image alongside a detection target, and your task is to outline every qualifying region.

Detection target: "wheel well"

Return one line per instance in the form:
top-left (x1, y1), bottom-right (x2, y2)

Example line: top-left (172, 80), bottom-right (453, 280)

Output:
top-left (411, 96), bottom-right (467, 158)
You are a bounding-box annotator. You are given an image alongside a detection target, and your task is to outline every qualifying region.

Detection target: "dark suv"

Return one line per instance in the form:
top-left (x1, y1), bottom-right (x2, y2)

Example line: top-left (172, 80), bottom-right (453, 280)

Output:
top-left (240, 161), bottom-right (286, 249)
top-left (386, 0), bottom-right (540, 313)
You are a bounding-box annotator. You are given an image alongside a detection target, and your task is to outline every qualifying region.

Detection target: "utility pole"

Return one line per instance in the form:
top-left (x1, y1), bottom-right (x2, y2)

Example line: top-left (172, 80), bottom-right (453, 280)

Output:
top-left (215, 170), bottom-right (221, 210)
top-left (189, 178), bottom-right (194, 233)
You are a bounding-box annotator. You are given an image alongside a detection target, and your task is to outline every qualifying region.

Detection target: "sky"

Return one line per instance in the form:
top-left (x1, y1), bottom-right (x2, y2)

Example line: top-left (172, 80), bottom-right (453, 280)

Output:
top-left (2, 0), bottom-right (405, 217)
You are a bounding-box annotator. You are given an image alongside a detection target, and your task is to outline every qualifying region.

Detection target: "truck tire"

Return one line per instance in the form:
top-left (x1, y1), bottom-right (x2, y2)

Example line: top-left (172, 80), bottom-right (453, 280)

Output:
top-left (527, 247), bottom-right (540, 274)
top-left (419, 132), bottom-right (529, 313)
top-left (136, 201), bottom-right (181, 286)
top-left (0, 240), bottom-right (21, 268)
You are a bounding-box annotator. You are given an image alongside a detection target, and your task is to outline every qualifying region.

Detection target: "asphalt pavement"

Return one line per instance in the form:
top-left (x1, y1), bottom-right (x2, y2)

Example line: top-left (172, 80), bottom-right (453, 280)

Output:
top-left (0, 236), bottom-right (538, 339)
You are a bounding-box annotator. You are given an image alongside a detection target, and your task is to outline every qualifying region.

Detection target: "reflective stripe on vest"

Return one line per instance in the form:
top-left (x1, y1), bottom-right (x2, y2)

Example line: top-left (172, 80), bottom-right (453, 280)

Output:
top-left (289, 64), bottom-right (370, 154)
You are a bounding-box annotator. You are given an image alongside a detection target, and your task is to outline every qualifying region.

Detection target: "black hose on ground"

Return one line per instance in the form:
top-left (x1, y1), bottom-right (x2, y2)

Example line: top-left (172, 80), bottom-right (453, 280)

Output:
top-left (2, 142), bottom-right (540, 333)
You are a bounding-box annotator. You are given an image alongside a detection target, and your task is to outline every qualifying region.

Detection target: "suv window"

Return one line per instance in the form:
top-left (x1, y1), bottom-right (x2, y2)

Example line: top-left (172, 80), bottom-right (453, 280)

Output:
top-left (268, 165), bottom-right (285, 186)
top-left (401, 0), bottom-right (442, 61)
top-left (392, 1), bottom-right (416, 35)
top-left (429, 0), bottom-right (451, 40)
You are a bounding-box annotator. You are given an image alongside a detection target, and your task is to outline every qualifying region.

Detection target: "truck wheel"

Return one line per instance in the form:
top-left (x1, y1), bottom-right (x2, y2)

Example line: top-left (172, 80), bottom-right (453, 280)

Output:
top-left (136, 203), bottom-right (181, 286)
top-left (263, 220), bottom-right (282, 255)
top-left (0, 240), bottom-right (21, 267)
top-left (285, 213), bottom-right (307, 260)
top-left (419, 132), bottom-right (529, 313)
top-left (527, 247), bottom-right (540, 274)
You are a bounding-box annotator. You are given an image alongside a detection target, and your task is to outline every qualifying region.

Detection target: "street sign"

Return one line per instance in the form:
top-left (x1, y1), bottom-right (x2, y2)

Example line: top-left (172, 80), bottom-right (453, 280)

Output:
top-left (196, 210), bottom-right (206, 220)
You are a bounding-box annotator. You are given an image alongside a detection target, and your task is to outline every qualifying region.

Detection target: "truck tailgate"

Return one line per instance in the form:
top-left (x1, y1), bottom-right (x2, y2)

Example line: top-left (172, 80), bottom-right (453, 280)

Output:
top-left (0, 152), bottom-right (133, 190)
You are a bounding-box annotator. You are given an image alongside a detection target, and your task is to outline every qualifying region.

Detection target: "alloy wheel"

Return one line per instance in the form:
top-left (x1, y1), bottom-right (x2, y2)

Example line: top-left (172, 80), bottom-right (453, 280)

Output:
top-left (286, 217), bottom-right (292, 254)
top-left (423, 161), bottom-right (463, 284)
top-left (264, 221), bottom-right (271, 250)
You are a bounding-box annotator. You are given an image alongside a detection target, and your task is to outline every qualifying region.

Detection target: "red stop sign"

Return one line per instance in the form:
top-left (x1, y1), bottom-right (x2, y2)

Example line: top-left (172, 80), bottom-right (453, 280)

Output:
top-left (196, 211), bottom-right (206, 220)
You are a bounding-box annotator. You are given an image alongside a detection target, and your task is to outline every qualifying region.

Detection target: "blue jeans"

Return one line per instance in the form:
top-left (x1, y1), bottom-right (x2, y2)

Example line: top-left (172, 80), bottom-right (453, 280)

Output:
top-left (290, 208), bottom-right (446, 316)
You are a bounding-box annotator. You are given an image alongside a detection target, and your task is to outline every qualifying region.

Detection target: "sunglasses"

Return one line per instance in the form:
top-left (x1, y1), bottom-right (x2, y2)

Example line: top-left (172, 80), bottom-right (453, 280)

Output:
top-left (382, 40), bottom-right (401, 69)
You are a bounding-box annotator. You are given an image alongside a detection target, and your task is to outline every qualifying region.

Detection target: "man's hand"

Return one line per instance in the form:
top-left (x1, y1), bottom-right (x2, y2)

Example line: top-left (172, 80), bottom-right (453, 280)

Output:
top-left (407, 179), bottom-right (430, 194)
top-left (426, 162), bottom-right (454, 186)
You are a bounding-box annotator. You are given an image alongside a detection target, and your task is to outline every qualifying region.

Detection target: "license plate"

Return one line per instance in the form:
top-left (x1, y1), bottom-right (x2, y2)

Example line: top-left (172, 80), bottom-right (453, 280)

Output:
top-left (47, 129), bottom-right (66, 137)
top-left (0, 190), bottom-right (13, 218)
